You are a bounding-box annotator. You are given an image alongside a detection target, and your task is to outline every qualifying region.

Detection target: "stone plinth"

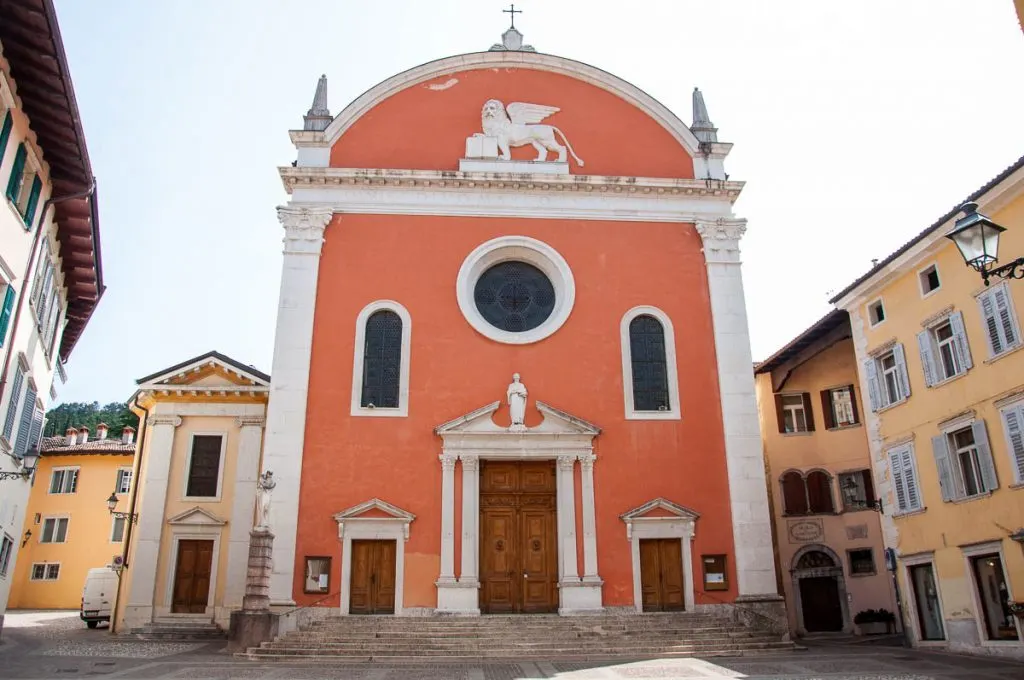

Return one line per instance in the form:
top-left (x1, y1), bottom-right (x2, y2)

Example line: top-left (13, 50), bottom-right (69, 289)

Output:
top-left (228, 610), bottom-right (280, 652)
top-left (242, 528), bottom-right (274, 612)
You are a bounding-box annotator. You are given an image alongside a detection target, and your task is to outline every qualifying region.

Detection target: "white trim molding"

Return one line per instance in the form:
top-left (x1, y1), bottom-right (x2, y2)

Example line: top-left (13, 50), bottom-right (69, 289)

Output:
top-left (350, 300), bottom-right (412, 417)
top-left (959, 540), bottom-right (1022, 645)
top-left (620, 498), bottom-right (699, 613)
top-left (619, 305), bottom-right (681, 420)
top-left (162, 530), bottom-right (222, 620)
top-left (181, 431), bottom-right (228, 502)
top-left (455, 235), bottom-right (575, 345)
top-left (334, 498), bottom-right (415, 616)
top-left (899, 551), bottom-right (948, 645)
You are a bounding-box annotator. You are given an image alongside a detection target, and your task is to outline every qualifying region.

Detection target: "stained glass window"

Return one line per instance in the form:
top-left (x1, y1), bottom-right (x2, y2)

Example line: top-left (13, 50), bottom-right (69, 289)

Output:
top-left (473, 262), bottom-right (555, 333)
top-left (629, 315), bottom-right (670, 411)
top-left (361, 310), bottom-right (403, 408)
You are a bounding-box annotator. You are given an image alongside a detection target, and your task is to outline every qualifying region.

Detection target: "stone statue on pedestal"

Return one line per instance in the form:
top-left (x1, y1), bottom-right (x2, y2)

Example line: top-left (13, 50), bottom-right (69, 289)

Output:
top-left (507, 373), bottom-right (528, 432)
top-left (255, 470), bottom-right (276, 530)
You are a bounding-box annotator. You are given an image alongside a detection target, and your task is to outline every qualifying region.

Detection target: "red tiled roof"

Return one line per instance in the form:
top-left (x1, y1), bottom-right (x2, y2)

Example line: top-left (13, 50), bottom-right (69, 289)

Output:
top-left (40, 435), bottom-right (134, 455)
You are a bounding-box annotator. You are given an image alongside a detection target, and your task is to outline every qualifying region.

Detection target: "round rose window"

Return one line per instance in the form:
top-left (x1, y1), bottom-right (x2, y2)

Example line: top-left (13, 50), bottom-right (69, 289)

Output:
top-left (473, 261), bottom-right (556, 333)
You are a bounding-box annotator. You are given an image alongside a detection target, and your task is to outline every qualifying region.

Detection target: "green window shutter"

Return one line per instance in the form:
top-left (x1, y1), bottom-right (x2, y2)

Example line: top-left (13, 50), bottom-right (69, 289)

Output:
top-left (0, 112), bottom-right (12, 164)
top-left (22, 175), bottom-right (41, 228)
top-left (0, 285), bottom-right (15, 347)
top-left (5, 143), bottom-right (26, 202)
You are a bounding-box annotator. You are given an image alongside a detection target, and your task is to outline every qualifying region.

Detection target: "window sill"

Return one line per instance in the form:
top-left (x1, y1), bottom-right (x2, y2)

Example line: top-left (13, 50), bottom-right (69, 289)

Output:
top-left (826, 423), bottom-right (862, 432)
top-left (841, 506), bottom-right (877, 514)
top-left (182, 496), bottom-right (222, 503)
top-left (946, 491), bottom-right (994, 505)
top-left (849, 571), bottom-right (877, 578)
top-left (351, 406), bottom-right (409, 418)
top-left (4, 198), bottom-right (29, 229)
top-left (625, 410), bottom-right (681, 421)
top-left (1010, 482), bottom-right (1024, 490)
top-left (893, 506), bottom-right (927, 519)
top-left (874, 398), bottom-right (908, 415)
top-left (928, 370), bottom-right (970, 389)
top-left (781, 512), bottom-right (837, 518)
top-left (781, 431), bottom-right (813, 437)
top-left (984, 342), bottom-right (1024, 365)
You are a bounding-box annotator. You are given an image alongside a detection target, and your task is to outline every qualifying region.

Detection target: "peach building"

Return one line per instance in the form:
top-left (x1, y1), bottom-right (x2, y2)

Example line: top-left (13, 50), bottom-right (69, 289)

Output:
top-left (755, 311), bottom-right (898, 636)
top-left (256, 25), bottom-right (781, 624)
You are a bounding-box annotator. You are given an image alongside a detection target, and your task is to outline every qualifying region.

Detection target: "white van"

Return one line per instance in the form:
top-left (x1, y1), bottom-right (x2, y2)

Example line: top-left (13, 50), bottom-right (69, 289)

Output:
top-left (81, 567), bottom-right (118, 628)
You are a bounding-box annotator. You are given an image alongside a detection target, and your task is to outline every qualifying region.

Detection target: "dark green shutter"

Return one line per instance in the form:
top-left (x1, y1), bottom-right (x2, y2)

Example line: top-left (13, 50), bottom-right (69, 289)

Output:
top-left (14, 385), bottom-right (36, 457)
top-left (0, 285), bottom-right (15, 347)
top-left (5, 143), bottom-right (26, 202)
top-left (22, 175), bottom-right (41, 227)
top-left (0, 112), bottom-right (11, 163)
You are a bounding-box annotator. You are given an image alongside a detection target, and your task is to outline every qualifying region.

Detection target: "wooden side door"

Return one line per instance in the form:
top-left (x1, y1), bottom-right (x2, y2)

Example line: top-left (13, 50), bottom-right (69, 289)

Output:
top-left (480, 506), bottom-right (517, 613)
top-left (639, 538), bottom-right (685, 612)
top-left (171, 539), bottom-right (213, 614)
top-left (373, 540), bottom-right (397, 614)
top-left (349, 540), bottom-right (396, 615)
top-left (799, 577), bottom-right (843, 631)
top-left (519, 502), bottom-right (557, 613)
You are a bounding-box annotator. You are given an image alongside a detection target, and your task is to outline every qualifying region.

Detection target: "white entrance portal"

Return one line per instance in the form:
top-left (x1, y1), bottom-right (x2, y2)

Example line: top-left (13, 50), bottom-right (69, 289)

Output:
top-left (434, 399), bottom-right (603, 615)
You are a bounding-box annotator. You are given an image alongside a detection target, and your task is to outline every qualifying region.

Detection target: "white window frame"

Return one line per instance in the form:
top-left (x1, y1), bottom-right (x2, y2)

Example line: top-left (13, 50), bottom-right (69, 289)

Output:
top-left (879, 351), bottom-right (901, 405)
top-left (918, 311), bottom-right (972, 387)
top-left (947, 425), bottom-right (988, 498)
top-left (976, 282), bottom-right (1022, 359)
top-left (900, 552), bottom-right (947, 645)
top-left (827, 385), bottom-right (857, 428)
top-left (887, 443), bottom-right (924, 514)
top-left (350, 300), bottom-right (412, 418)
top-left (182, 432), bottom-right (227, 501)
top-left (918, 262), bottom-right (941, 298)
top-left (0, 533), bottom-right (13, 577)
top-left (868, 298), bottom-right (886, 328)
top-left (779, 393), bottom-right (809, 433)
top-left (960, 541), bottom-right (1022, 645)
top-left (48, 466), bottom-right (79, 495)
top-left (115, 466), bottom-right (132, 495)
top-left (110, 515), bottom-right (126, 543)
top-left (29, 562), bottom-right (61, 581)
top-left (39, 516), bottom-right (69, 544)
top-left (619, 305), bottom-right (681, 420)
top-left (998, 400), bottom-right (1024, 485)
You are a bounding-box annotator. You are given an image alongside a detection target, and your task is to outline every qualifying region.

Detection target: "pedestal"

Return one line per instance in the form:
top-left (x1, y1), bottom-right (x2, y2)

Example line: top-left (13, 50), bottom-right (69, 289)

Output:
top-left (242, 528), bottom-right (274, 612)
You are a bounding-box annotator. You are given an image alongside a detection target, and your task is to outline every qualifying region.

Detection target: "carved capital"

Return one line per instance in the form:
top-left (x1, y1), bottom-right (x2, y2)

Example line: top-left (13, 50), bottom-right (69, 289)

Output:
top-left (557, 455), bottom-right (576, 471)
top-left (459, 455), bottom-right (479, 472)
top-left (149, 415), bottom-right (182, 428)
top-left (439, 453), bottom-right (458, 471)
top-left (696, 218), bottom-right (747, 265)
top-left (277, 205), bottom-right (334, 255)
top-left (236, 415), bottom-right (266, 429)
top-left (579, 454), bottom-right (596, 471)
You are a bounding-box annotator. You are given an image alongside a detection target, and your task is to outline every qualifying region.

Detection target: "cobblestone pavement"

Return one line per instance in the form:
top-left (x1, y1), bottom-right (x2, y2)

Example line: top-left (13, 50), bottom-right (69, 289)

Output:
top-left (1, 611), bottom-right (1023, 680)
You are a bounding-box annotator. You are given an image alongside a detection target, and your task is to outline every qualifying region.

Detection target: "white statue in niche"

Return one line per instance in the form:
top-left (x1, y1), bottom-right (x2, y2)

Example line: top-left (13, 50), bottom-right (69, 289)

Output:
top-left (507, 373), bottom-right (528, 432)
top-left (255, 470), bottom-right (276, 531)
top-left (478, 100), bottom-right (585, 166)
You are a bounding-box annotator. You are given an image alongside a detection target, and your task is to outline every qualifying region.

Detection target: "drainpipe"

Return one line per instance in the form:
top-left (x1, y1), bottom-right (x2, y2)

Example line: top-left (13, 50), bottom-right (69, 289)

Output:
top-left (0, 181), bottom-right (96, 460)
top-left (109, 393), bottom-right (148, 635)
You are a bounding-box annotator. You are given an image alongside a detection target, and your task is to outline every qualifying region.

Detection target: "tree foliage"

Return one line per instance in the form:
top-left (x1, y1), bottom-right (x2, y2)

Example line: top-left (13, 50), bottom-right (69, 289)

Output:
top-left (43, 401), bottom-right (139, 439)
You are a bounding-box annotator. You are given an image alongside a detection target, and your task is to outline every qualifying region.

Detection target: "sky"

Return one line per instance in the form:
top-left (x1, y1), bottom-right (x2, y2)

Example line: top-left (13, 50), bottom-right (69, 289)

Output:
top-left (50, 0), bottom-right (1024, 405)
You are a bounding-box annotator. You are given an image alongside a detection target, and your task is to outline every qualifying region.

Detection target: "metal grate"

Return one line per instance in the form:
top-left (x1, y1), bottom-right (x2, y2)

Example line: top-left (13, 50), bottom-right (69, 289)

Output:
top-left (361, 310), bottom-right (403, 408)
top-left (474, 261), bottom-right (555, 333)
top-left (629, 315), bottom-right (670, 411)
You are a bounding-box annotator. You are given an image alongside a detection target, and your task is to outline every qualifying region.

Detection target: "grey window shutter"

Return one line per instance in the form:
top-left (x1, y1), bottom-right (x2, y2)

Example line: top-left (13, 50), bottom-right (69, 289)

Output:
top-left (1003, 406), bottom-right (1024, 483)
top-left (13, 385), bottom-right (36, 457)
top-left (993, 285), bottom-right (1020, 349)
top-left (889, 449), bottom-right (908, 511)
top-left (900, 447), bottom-right (922, 510)
top-left (978, 289), bottom-right (1004, 356)
top-left (971, 421), bottom-right (998, 492)
top-left (932, 434), bottom-right (956, 502)
top-left (893, 344), bottom-right (912, 400)
top-left (26, 407), bottom-right (43, 453)
top-left (917, 330), bottom-right (937, 387)
top-left (863, 359), bottom-right (881, 411)
top-left (948, 311), bottom-right (973, 370)
top-left (2, 367), bottom-right (24, 441)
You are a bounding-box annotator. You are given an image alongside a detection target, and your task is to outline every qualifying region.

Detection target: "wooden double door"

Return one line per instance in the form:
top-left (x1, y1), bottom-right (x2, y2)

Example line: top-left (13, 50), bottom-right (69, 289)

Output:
top-left (350, 539), bottom-right (397, 614)
top-left (172, 540), bottom-right (214, 614)
top-left (799, 576), bottom-right (843, 631)
top-left (479, 461), bottom-right (558, 614)
top-left (639, 538), bottom-right (685, 612)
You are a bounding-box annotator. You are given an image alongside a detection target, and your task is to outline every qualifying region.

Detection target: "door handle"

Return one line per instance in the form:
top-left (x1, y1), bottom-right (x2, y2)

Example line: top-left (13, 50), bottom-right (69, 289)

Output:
top-left (523, 572), bottom-right (528, 579)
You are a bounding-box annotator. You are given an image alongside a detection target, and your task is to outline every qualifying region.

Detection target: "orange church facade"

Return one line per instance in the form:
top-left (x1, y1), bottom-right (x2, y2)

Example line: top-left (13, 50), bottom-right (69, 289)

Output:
top-left (261, 30), bottom-right (780, 620)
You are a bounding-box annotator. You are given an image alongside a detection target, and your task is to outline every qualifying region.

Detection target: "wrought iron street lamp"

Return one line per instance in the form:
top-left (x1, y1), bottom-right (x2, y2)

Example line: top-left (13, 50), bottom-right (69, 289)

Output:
top-left (842, 475), bottom-right (883, 513)
top-left (106, 492), bottom-right (138, 523)
top-left (946, 202), bottom-right (1022, 285)
top-left (0, 448), bottom-right (39, 481)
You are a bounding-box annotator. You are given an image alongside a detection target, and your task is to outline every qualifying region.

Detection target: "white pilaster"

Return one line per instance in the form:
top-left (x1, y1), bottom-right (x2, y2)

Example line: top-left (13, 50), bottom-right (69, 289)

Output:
top-left (223, 416), bottom-right (265, 608)
top-left (124, 414), bottom-right (181, 626)
top-left (579, 454), bottom-right (600, 582)
top-left (459, 455), bottom-right (479, 583)
top-left (263, 205), bottom-right (334, 605)
top-left (436, 454), bottom-right (479, 613)
top-left (556, 455), bottom-right (579, 582)
top-left (437, 454), bottom-right (457, 584)
top-left (697, 218), bottom-right (779, 599)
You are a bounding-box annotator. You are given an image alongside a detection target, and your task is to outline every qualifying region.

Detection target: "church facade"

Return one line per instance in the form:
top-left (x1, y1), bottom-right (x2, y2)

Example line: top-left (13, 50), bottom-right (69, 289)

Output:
top-left (262, 27), bottom-right (779, 619)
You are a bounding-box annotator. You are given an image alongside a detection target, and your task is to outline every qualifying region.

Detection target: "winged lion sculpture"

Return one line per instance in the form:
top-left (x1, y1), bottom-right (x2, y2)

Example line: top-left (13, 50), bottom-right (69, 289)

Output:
top-left (478, 99), bottom-right (584, 166)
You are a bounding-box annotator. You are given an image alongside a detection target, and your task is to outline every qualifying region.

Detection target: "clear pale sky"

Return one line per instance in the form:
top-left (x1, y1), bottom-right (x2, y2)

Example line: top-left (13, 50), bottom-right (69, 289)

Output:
top-left (51, 0), bottom-right (1024, 405)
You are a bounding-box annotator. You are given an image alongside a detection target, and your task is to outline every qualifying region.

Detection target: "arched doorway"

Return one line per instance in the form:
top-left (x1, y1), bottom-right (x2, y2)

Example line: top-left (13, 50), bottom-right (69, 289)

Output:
top-left (791, 545), bottom-right (850, 634)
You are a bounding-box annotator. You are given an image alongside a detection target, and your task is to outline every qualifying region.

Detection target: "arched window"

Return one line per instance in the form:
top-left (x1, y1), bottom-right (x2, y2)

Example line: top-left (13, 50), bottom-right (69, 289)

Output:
top-left (781, 471), bottom-right (808, 515)
top-left (806, 471), bottom-right (835, 514)
top-left (629, 315), bottom-right (670, 412)
top-left (795, 550), bottom-right (836, 570)
top-left (351, 301), bottom-right (411, 417)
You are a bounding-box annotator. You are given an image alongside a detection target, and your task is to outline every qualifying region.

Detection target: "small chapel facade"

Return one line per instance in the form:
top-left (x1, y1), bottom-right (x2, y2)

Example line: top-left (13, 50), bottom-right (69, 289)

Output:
top-left (262, 26), bottom-right (779, 619)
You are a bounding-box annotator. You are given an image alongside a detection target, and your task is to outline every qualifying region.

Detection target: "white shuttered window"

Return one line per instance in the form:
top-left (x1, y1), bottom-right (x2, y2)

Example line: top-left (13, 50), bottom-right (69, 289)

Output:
top-left (932, 422), bottom-right (998, 501)
top-left (917, 312), bottom-right (972, 386)
top-left (864, 344), bottom-right (912, 411)
top-left (977, 283), bottom-right (1021, 358)
top-left (887, 444), bottom-right (923, 513)
top-left (999, 404), bottom-right (1024, 484)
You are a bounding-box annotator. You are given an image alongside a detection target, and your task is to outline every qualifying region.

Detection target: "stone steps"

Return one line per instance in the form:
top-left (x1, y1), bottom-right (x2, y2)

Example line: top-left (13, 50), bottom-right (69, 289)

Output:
top-left (130, 620), bottom-right (226, 641)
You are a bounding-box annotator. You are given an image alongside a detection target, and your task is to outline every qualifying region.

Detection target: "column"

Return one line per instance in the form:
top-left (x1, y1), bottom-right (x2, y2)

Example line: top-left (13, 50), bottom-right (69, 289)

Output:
top-left (697, 219), bottom-right (779, 600)
top-left (459, 455), bottom-right (479, 584)
top-left (437, 453), bottom-right (457, 584)
top-left (124, 414), bottom-right (180, 627)
top-left (556, 455), bottom-right (579, 582)
top-left (223, 415), bottom-right (265, 609)
top-left (263, 205), bottom-right (334, 605)
top-left (579, 454), bottom-right (600, 583)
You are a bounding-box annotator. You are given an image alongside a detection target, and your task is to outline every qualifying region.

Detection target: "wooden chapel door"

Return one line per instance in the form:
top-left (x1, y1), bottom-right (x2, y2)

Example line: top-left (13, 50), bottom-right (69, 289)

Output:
top-left (349, 539), bottom-right (397, 614)
top-left (639, 538), bottom-right (685, 612)
top-left (172, 540), bottom-right (214, 614)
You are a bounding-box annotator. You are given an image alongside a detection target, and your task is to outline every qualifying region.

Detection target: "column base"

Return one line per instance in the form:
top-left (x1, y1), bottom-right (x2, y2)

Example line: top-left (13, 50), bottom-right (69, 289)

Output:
top-left (436, 580), bottom-right (480, 615)
top-left (734, 594), bottom-right (788, 637)
top-left (559, 579), bottom-right (603, 615)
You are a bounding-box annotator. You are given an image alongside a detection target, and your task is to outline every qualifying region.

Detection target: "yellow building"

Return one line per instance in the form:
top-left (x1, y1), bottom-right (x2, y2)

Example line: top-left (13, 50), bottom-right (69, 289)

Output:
top-left (832, 155), bottom-right (1024, 658)
top-left (9, 425), bottom-right (135, 610)
top-left (114, 351), bottom-right (269, 634)
top-left (755, 310), bottom-right (898, 637)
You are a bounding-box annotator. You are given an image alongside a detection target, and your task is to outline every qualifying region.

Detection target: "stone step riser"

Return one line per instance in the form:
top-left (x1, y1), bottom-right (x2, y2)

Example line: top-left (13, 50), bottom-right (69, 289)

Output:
top-left (297, 626), bottom-right (747, 635)
top-left (248, 646), bottom-right (792, 659)
top-left (277, 634), bottom-right (769, 645)
top-left (258, 640), bottom-right (789, 651)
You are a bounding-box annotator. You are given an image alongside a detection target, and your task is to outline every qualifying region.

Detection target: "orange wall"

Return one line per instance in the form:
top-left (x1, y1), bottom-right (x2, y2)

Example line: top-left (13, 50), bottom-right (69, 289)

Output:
top-left (330, 67), bottom-right (695, 179)
top-left (295, 214), bottom-right (735, 608)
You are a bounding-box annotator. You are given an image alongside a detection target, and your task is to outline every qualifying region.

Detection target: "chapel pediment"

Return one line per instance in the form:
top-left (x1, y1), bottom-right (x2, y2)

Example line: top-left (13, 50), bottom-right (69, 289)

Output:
top-left (333, 497), bottom-right (416, 522)
top-left (435, 400), bottom-right (600, 436)
top-left (620, 498), bottom-right (701, 522)
top-left (136, 350), bottom-right (271, 390)
top-left (168, 506), bottom-right (228, 526)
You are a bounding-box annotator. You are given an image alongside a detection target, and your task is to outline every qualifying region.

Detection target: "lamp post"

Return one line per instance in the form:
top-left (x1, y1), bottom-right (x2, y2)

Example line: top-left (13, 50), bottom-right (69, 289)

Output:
top-left (842, 475), bottom-right (883, 513)
top-left (0, 448), bottom-right (39, 481)
top-left (106, 492), bottom-right (138, 523)
top-left (946, 202), bottom-right (1021, 285)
